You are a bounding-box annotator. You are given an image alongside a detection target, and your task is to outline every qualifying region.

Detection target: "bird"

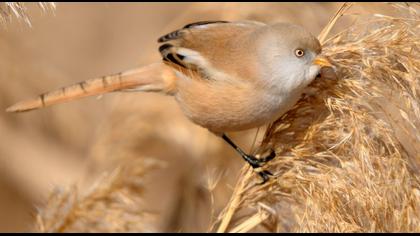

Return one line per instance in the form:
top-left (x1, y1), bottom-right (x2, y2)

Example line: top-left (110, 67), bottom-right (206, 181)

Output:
top-left (6, 20), bottom-right (332, 184)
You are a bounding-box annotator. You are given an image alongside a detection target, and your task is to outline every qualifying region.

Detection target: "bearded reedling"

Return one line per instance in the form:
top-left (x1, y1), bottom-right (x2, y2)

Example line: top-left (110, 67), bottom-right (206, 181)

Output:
top-left (6, 20), bottom-right (332, 183)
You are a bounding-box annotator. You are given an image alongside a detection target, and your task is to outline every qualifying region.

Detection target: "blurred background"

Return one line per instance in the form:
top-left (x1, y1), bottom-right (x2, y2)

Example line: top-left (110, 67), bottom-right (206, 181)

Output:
top-left (0, 2), bottom-right (402, 232)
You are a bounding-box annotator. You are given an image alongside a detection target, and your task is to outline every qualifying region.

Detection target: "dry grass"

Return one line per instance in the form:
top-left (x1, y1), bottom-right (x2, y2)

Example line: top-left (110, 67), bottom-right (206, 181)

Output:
top-left (1, 2), bottom-right (418, 233)
top-left (0, 2), bottom-right (55, 26)
top-left (35, 158), bottom-right (165, 232)
top-left (212, 3), bottom-right (420, 232)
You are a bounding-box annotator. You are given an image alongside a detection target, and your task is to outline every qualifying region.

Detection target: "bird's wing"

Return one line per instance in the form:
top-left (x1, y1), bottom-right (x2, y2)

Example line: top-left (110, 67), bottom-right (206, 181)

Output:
top-left (157, 20), bottom-right (266, 82)
top-left (6, 21), bottom-right (265, 113)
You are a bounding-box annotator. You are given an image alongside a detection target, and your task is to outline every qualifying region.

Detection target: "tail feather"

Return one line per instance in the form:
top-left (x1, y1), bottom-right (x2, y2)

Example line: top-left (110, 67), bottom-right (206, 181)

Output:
top-left (6, 62), bottom-right (175, 113)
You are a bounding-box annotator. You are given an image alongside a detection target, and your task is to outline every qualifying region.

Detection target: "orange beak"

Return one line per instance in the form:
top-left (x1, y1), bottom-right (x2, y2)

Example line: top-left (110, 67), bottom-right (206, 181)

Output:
top-left (313, 56), bottom-right (333, 68)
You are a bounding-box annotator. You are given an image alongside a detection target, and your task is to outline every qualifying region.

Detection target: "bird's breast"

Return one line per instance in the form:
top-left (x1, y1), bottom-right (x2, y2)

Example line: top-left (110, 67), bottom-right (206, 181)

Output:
top-left (174, 79), bottom-right (302, 133)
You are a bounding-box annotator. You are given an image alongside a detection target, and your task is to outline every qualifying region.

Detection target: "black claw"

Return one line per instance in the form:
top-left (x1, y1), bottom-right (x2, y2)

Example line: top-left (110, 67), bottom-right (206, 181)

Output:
top-left (246, 155), bottom-right (263, 168)
top-left (240, 151), bottom-right (276, 184)
top-left (243, 151), bottom-right (276, 184)
top-left (257, 170), bottom-right (273, 185)
top-left (260, 149), bottom-right (276, 163)
top-left (248, 149), bottom-right (276, 167)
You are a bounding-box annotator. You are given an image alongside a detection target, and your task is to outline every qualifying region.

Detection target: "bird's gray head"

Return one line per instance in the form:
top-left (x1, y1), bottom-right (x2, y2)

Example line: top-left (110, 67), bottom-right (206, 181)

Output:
top-left (255, 22), bottom-right (330, 92)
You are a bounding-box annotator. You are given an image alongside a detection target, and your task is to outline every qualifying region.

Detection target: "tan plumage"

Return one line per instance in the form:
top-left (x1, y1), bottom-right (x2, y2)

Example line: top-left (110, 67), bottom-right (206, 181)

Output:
top-left (6, 63), bottom-right (177, 113)
top-left (5, 19), bottom-right (333, 134)
top-left (6, 20), bottom-right (332, 182)
top-left (157, 20), bottom-right (326, 133)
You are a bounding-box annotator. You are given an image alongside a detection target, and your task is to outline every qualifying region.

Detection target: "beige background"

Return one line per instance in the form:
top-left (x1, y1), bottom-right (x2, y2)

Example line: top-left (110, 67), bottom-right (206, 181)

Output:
top-left (0, 3), bottom-right (400, 232)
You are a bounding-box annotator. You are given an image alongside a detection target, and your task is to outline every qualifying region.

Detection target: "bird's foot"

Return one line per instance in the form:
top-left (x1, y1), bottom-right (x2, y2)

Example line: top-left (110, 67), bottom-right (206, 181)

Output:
top-left (243, 149), bottom-right (276, 184)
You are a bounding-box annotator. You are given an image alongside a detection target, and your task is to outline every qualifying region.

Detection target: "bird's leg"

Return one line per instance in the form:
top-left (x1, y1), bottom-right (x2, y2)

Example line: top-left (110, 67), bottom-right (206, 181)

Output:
top-left (221, 133), bottom-right (276, 184)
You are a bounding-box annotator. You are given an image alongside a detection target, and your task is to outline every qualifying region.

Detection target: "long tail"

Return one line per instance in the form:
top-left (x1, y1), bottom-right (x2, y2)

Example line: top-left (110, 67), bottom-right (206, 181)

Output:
top-left (6, 62), bottom-right (176, 113)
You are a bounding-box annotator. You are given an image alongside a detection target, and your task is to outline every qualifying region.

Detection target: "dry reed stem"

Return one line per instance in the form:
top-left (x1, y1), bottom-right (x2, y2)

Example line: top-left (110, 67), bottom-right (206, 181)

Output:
top-left (35, 158), bottom-right (165, 232)
top-left (213, 3), bottom-right (420, 233)
top-left (229, 209), bottom-right (269, 233)
top-left (215, 167), bottom-right (252, 233)
top-left (318, 2), bottom-right (354, 45)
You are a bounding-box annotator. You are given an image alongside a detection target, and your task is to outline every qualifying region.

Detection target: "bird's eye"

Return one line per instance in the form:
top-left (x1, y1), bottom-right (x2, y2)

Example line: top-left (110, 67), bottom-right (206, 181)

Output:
top-left (295, 49), bottom-right (305, 58)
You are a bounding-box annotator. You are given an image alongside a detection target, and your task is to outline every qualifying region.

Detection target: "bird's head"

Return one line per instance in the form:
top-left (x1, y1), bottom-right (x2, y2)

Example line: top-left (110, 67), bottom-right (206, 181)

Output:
top-left (257, 23), bottom-right (333, 92)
